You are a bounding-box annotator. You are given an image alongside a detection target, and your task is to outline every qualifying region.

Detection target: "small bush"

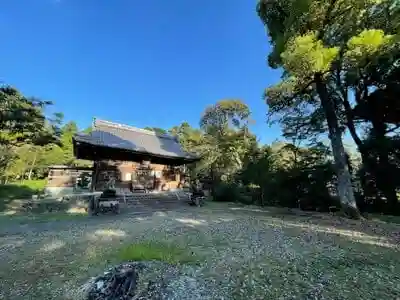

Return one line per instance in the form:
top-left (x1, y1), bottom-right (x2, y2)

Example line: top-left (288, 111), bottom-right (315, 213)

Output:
top-left (214, 183), bottom-right (239, 202)
top-left (213, 182), bottom-right (256, 205)
top-left (116, 241), bottom-right (198, 265)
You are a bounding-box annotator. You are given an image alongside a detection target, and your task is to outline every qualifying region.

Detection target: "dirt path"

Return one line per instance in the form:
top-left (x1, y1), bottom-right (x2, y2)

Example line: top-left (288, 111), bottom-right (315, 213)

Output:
top-left (0, 205), bottom-right (399, 299)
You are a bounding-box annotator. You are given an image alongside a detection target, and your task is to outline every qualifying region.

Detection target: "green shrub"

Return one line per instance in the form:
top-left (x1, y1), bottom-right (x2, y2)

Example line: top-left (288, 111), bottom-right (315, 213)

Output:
top-left (257, 164), bottom-right (338, 211)
top-left (213, 182), bottom-right (256, 205)
top-left (214, 182), bottom-right (239, 202)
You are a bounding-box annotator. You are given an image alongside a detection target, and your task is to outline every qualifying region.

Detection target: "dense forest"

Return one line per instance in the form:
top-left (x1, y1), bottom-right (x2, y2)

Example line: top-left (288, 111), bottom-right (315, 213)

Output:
top-left (1, 0), bottom-right (399, 219)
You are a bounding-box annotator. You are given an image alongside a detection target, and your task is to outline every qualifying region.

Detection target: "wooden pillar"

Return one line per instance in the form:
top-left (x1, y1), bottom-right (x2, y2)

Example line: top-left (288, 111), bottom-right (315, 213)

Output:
top-left (90, 161), bottom-right (100, 192)
top-left (89, 160), bottom-right (100, 215)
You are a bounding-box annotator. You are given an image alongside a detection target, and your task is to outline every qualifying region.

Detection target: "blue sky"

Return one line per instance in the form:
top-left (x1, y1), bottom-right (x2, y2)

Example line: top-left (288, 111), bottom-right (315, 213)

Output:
top-left (1, 0), bottom-right (283, 144)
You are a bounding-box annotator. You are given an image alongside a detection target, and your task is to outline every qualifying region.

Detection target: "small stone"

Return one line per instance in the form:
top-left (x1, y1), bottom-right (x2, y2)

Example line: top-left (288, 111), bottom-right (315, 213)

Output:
top-left (80, 261), bottom-right (213, 300)
top-left (95, 281), bottom-right (104, 289)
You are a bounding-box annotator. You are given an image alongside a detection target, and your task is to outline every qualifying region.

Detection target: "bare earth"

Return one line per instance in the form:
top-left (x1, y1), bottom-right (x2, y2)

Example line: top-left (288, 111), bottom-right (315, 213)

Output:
top-left (0, 203), bottom-right (399, 299)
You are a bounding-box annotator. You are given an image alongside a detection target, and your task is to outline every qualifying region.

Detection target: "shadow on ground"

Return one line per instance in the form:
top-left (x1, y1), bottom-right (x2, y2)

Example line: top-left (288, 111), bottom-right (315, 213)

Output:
top-left (1, 203), bottom-right (399, 299)
top-left (0, 184), bottom-right (40, 212)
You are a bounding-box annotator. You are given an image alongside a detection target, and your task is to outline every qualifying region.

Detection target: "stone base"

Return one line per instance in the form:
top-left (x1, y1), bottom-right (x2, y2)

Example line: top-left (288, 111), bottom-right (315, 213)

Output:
top-left (43, 187), bottom-right (75, 198)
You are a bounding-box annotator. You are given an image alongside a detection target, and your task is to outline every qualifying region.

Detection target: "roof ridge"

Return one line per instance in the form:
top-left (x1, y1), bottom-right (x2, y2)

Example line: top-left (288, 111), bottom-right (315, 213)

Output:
top-left (93, 119), bottom-right (176, 140)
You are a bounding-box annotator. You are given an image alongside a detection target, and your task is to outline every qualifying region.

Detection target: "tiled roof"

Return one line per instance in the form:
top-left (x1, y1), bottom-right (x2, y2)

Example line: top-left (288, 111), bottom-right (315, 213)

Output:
top-left (73, 119), bottom-right (198, 160)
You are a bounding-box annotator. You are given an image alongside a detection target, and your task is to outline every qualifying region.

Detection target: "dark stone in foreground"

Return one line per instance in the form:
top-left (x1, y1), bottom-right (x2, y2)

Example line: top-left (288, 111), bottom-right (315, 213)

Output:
top-left (87, 263), bottom-right (145, 299)
top-left (81, 262), bottom-right (208, 300)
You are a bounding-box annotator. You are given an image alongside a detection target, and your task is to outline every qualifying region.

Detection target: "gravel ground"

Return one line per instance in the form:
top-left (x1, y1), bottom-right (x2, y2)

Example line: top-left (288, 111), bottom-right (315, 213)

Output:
top-left (0, 203), bottom-right (399, 299)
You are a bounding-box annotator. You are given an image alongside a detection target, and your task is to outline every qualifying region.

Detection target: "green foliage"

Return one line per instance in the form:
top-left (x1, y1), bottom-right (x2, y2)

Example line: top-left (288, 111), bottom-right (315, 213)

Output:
top-left (0, 83), bottom-right (343, 215)
top-left (20, 179), bottom-right (47, 191)
top-left (144, 127), bottom-right (168, 135)
top-left (0, 180), bottom-right (46, 211)
top-left (0, 85), bottom-right (61, 147)
top-left (344, 29), bottom-right (395, 67)
top-left (0, 145), bottom-right (15, 175)
top-left (197, 99), bottom-right (255, 179)
top-left (59, 121), bottom-right (79, 165)
top-left (169, 122), bottom-right (203, 152)
top-left (210, 138), bottom-right (338, 211)
top-left (256, 0), bottom-right (400, 217)
top-left (82, 126), bottom-right (92, 134)
top-left (0, 85), bottom-right (65, 182)
top-left (163, 97), bottom-right (345, 213)
top-left (214, 183), bottom-right (245, 203)
top-left (281, 32), bottom-right (339, 79)
top-left (243, 142), bottom-right (337, 210)
top-left (200, 99), bottom-right (251, 132)
top-left (1, 110), bottom-right (91, 182)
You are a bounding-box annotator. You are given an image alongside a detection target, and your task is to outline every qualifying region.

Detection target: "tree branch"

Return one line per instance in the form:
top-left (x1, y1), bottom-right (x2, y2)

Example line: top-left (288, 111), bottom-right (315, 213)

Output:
top-left (385, 124), bottom-right (400, 134)
top-left (317, 0), bottom-right (338, 41)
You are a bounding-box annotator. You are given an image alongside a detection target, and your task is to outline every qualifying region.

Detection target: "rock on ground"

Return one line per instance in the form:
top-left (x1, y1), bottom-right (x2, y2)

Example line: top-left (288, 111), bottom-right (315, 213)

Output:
top-left (76, 261), bottom-right (211, 300)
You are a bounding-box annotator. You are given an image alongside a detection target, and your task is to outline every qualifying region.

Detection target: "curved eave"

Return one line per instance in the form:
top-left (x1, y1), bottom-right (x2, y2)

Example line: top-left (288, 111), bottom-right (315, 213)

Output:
top-left (73, 138), bottom-right (200, 165)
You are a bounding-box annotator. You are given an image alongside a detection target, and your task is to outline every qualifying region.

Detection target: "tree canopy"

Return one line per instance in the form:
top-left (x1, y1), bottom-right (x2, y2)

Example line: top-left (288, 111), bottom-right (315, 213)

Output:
top-left (257, 0), bottom-right (400, 217)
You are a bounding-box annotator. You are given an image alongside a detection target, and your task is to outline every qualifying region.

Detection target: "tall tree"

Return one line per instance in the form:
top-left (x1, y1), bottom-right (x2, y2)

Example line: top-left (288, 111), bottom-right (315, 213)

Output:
top-left (240, 145), bottom-right (274, 205)
top-left (60, 121), bottom-right (79, 165)
top-left (0, 86), bottom-right (60, 147)
top-left (169, 122), bottom-right (203, 152)
top-left (347, 40), bottom-right (400, 210)
top-left (256, 0), bottom-right (399, 217)
top-left (199, 99), bottom-right (255, 180)
top-left (0, 86), bottom-right (62, 180)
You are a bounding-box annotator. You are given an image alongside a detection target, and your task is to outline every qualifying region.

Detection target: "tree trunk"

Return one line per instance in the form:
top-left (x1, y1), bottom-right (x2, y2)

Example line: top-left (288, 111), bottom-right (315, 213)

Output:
top-left (91, 161), bottom-right (99, 192)
top-left (370, 116), bottom-right (399, 214)
top-left (315, 74), bottom-right (360, 218)
top-left (20, 167), bottom-right (27, 183)
top-left (210, 166), bottom-right (216, 200)
top-left (376, 152), bottom-right (398, 214)
top-left (341, 97), bottom-right (374, 210)
top-left (27, 149), bottom-right (38, 181)
top-left (341, 97), bottom-right (395, 212)
top-left (89, 161), bottom-right (100, 216)
top-left (3, 159), bottom-right (10, 184)
top-left (260, 186), bottom-right (265, 206)
top-left (345, 85), bottom-right (399, 213)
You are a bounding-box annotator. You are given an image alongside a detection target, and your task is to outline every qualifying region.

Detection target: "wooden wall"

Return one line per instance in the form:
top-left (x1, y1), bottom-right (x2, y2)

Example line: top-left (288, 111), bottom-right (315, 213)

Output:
top-left (94, 160), bottom-right (185, 191)
top-left (47, 168), bottom-right (91, 188)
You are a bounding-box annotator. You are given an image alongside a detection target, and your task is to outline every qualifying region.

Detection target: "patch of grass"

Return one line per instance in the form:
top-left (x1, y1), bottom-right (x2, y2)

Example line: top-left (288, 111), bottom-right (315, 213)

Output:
top-left (21, 179), bottom-right (47, 190)
top-left (0, 180), bottom-right (47, 211)
top-left (0, 180), bottom-right (46, 197)
top-left (114, 241), bottom-right (200, 265)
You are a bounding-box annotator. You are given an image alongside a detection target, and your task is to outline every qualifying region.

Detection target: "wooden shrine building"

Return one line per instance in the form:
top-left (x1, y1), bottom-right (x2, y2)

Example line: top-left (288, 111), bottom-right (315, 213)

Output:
top-left (72, 119), bottom-right (200, 192)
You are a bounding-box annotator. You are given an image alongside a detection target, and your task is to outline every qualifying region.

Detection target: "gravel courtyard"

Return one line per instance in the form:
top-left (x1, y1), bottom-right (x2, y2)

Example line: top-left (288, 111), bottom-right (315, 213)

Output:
top-left (0, 203), bottom-right (399, 299)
